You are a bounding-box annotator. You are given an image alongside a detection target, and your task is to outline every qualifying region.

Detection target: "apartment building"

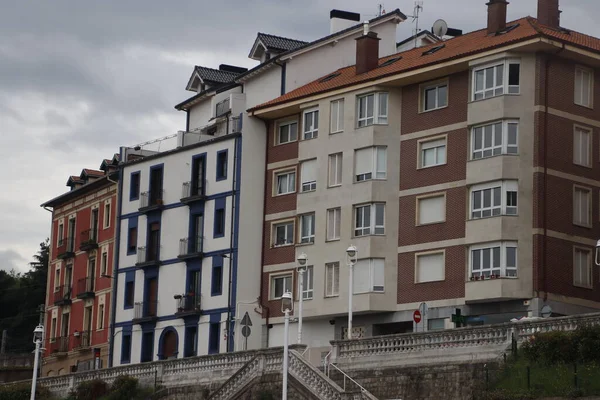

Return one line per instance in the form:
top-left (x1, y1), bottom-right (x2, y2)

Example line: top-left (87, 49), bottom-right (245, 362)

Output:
top-left (40, 157), bottom-right (119, 375)
top-left (249, 0), bottom-right (600, 356)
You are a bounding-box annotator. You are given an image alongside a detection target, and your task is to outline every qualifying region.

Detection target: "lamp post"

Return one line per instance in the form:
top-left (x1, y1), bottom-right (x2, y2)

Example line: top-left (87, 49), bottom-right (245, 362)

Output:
top-left (346, 245), bottom-right (358, 340)
top-left (296, 253), bottom-right (308, 344)
top-left (30, 324), bottom-right (44, 400)
top-left (281, 291), bottom-right (293, 400)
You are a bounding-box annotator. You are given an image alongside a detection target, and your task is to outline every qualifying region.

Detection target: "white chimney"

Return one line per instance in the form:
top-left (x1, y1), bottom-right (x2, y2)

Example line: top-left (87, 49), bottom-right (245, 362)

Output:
top-left (330, 10), bottom-right (361, 34)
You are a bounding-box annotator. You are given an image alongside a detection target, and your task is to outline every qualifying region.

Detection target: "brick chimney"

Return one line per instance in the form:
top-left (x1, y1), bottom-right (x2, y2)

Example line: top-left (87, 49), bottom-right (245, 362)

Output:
top-left (537, 0), bottom-right (560, 29)
top-left (487, 0), bottom-right (509, 34)
top-left (356, 22), bottom-right (380, 75)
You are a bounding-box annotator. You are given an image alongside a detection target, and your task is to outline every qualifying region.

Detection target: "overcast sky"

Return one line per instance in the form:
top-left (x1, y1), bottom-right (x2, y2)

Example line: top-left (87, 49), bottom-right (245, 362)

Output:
top-left (0, 0), bottom-right (598, 272)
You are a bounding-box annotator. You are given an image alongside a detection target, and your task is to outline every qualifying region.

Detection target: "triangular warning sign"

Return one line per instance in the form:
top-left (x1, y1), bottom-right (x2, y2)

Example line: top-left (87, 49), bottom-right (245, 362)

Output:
top-left (241, 312), bottom-right (253, 326)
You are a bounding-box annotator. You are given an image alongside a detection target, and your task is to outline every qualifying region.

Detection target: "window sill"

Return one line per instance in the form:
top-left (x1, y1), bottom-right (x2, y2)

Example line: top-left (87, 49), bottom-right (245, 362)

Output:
top-left (275, 140), bottom-right (298, 147)
top-left (272, 244), bottom-right (294, 249)
top-left (415, 279), bottom-right (445, 284)
top-left (353, 291), bottom-right (386, 295)
top-left (296, 242), bottom-right (315, 247)
top-left (302, 135), bottom-right (318, 141)
top-left (574, 102), bottom-right (594, 110)
top-left (300, 189), bottom-right (316, 194)
top-left (416, 221), bottom-right (446, 227)
top-left (354, 234), bottom-right (386, 238)
top-left (468, 153), bottom-right (519, 162)
top-left (354, 178), bottom-right (387, 184)
top-left (325, 238), bottom-right (341, 243)
top-left (328, 184), bottom-right (342, 189)
top-left (216, 177), bottom-right (227, 182)
top-left (469, 214), bottom-right (519, 221)
top-left (417, 163), bottom-right (446, 170)
top-left (325, 295), bottom-right (340, 298)
top-left (573, 162), bottom-right (593, 170)
top-left (468, 276), bottom-right (518, 282)
top-left (419, 105), bottom-right (448, 114)
top-left (274, 192), bottom-right (296, 197)
top-left (470, 93), bottom-right (520, 103)
top-left (330, 130), bottom-right (344, 135)
top-left (573, 283), bottom-right (593, 290)
top-left (356, 123), bottom-right (388, 130)
top-left (573, 222), bottom-right (593, 229)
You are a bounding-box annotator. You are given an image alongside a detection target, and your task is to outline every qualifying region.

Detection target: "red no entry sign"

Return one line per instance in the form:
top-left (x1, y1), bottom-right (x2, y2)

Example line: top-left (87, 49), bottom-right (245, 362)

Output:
top-left (413, 310), bottom-right (422, 324)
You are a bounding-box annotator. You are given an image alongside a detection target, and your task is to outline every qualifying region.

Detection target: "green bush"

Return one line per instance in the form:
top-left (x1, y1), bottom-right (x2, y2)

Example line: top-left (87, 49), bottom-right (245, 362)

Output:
top-left (70, 379), bottom-right (108, 400)
top-left (101, 376), bottom-right (153, 400)
top-left (0, 383), bottom-right (52, 400)
top-left (522, 325), bottom-right (600, 365)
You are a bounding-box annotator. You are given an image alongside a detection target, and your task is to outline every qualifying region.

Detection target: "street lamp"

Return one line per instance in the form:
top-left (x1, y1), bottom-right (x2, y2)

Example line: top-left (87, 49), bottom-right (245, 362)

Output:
top-left (346, 245), bottom-right (358, 340)
top-left (296, 253), bottom-right (308, 345)
top-left (281, 291), bottom-right (293, 400)
top-left (30, 324), bottom-right (44, 400)
top-left (595, 240), bottom-right (600, 266)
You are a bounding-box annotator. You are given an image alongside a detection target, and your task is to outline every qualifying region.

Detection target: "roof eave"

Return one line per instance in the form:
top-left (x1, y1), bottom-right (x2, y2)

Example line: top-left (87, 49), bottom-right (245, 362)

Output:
top-left (41, 174), bottom-right (117, 208)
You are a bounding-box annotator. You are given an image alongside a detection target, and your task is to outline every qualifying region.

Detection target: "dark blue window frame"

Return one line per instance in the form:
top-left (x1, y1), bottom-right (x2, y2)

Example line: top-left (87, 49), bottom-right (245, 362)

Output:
top-left (184, 325), bottom-right (198, 357)
top-left (124, 271), bottom-right (135, 310)
top-left (127, 216), bottom-right (138, 255)
top-left (216, 149), bottom-right (228, 181)
top-left (157, 326), bottom-right (179, 360)
top-left (208, 314), bottom-right (220, 354)
top-left (140, 329), bottom-right (155, 363)
top-left (120, 326), bottom-right (132, 364)
top-left (129, 171), bottom-right (141, 201)
top-left (191, 153), bottom-right (206, 197)
top-left (211, 256), bottom-right (223, 296)
top-left (213, 198), bottom-right (226, 238)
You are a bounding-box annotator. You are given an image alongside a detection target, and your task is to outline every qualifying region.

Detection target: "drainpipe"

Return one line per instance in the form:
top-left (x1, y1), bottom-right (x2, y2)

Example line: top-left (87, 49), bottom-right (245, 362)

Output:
top-left (225, 135), bottom-right (239, 352)
top-left (275, 61), bottom-right (286, 95)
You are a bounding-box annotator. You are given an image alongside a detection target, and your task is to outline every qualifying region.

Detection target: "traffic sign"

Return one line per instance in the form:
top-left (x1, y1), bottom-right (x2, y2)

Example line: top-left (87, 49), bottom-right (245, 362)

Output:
top-left (541, 305), bottom-right (553, 318)
top-left (413, 310), bottom-right (422, 324)
top-left (241, 312), bottom-right (253, 327)
top-left (241, 326), bottom-right (251, 338)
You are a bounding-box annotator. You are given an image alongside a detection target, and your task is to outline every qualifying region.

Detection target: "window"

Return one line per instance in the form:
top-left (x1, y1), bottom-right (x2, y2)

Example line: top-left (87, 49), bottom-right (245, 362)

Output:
top-left (273, 221), bottom-right (294, 246)
top-left (301, 266), bottom-right (314, 300)
top-left (278, 121), bottom-right (298, 144)
top-left (473, 59), bottom-right (520, 100)
top-left (422, 82), bottom-right (448, 111)
top-left (357, 92), bottom-right (388, 127)
top-left (419, 138), bottom-right (446, 168)
top-left (330, 99), bottom-right (344, 133)
top-left (57, 222), bottom-right (64, 246)
top-left (416, 252), bottom-right (445, 283)
top-left (104, 202), bottom-right (111, 229)
top-left (54, 268), bottom-right (60, 291)
top-left (300, 160), bottom-right (317, 192)
top-left (326, 208), bottom-right (341, 241)
top-left (50, 317), bottom-right (57, 341)
top-left (127, 226), bottom-right (137, 254)
top-left (573, 126), bottom-right (592, 167)
top-left (428, 319), bottom-right (446, 331)
top-left (275, 170), bottom-right (296, 195)
top-left (573, 186), bottom-right (592, 227)
top-left (208, 323), bottom-right (220, 354)
top-left (121, 332), bottom-right (132, 364)
top-left (417, 194), bottom-right (445, 225)
top-left (214, 209), bottom-right (225, 237)
top-left (355, 147), bottom-right (386, 181)
top-left (574, 247), bottom-right (592, 288)
top-left (325, 262), bottom-right (340, 297)
top-left (97, 304), bottom-right (105, 330)
top-left (124, 272), bottom-right (135, 309)
top-left (303, 109), bottom-right (319, 140)
top-left (191, 155), bottom-right (205, 197)
top-left (470, 242), bottom-right (517, 278)
top-left (299, 213), bottom-right (315, 244)
top-left (354, 203), bottom-right (385, 236)
top-left (211, 259), bottom-right (223, 296)
top-left (328, 153), bottom-right (343, 187)
top-left (101, 251), bottom-right (108, 276)
top-left (270, 274), bottom-right (293, 299)
top-left (353, 259), bottom-right (385, 293)
top-left (472, 121), bottom-right (519, 159)
top-left (575, 67), bottom-right (593, 108)
top-left (130, 172), bottom-right (140, 201)
top-left (216, 150), bottom-right (228, 180)
top-left (470, 181), bottom-right (518, 219)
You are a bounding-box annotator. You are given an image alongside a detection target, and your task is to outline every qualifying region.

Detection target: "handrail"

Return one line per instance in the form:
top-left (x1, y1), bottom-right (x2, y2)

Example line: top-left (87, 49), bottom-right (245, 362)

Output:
top-left (328, 362), bottom-right (369, 393)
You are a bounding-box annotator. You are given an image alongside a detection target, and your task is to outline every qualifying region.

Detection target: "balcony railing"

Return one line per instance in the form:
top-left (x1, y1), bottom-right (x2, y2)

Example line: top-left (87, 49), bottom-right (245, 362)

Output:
top-left (215, 97), bottom-right (231, 118)
top-left (135, 246), bottom-right (160, 267)
top-left (74, 330), bottom-right (91, 350)
top-left (175, 294), bottom-right (201, 315)
top-left (181, 180), bottom-right (206, 203)
top-left (178, 236), bottom-right (203, 259)
top-left (76, 277), bottom-right (95, 299)
top-left (139, 190), bottom-right (165, 211)
top-left (57, 237), bottom-right (75, 259)
top-left (80, 229), bottom-right (98, 251)
top-left (49, 336), bottom-right (69, 355)
top-left (133, 301), bottom-right (158, 322)
top-left (53, 285), bottom-right (72, 306)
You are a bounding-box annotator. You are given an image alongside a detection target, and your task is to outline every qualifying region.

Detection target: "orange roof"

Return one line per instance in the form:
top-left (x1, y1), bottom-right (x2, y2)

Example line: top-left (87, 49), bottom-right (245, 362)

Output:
top-left (82, 169), bottom-right (105, 177)
top-left (251, 17), bottom-right (600, 111)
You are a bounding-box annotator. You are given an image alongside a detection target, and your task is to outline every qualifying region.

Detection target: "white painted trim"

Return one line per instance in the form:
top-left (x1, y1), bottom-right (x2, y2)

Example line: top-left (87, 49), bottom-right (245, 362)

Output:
top-left (399, 180), bottom-right (466, 198)
top-left (398, 238), bottom-right (466, 254)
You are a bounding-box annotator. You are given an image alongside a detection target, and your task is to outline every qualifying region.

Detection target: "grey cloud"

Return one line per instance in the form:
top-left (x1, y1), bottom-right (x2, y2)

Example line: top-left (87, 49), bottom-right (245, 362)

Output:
top-left (0, 249), bottom-right (28, 273)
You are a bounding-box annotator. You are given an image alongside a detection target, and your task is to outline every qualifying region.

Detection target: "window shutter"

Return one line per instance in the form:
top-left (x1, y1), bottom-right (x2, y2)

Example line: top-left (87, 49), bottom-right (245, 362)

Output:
top-left (372, 259), bottom-right (385, 291)
top-left (301, 160), bottom-right (316, 184)
top-left (417, 253), bottom-right (444, 283)
top-left (355, 148), bottom-right (372, 176)
top-left (419, 196), bottom-right (445, 224)
top-left (353, 260), bottom-right (370, 294)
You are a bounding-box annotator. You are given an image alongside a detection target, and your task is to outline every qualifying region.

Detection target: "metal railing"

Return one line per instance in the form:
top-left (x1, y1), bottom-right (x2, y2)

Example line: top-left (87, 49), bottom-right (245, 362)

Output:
top-left (49, 336), bottom-right (69, 354)
top-left (215, 97), bottom-right (230, 118)
top-left (76, 277), bottom-right (94, 296)
top-left (179, 236), bottom-right (203, 256)
top-left (181, 180), bottom-right (206, 199)
top-left (53, 285), bottom-right (72, 304)
top-left (134, 301), bottom-right (158, 320)
top-left (327, 362), bottom-right (371, 395)
top-left (74, 330), bottom-right (91, 349)
top-left (139, 190), bottom-right (164, 209)
top-left (57, 237), bottom-right (75, 257)
top-left (136, 246), bottom-right (159, 265)
top-left (176, 294), bottom-right (201, 314)
top-left (80, 229), bottom-right (98, 248)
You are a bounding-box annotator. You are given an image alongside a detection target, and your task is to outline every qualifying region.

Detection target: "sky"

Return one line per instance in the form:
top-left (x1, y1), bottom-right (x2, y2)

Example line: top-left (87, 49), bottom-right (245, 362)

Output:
top-left (0, 0), bottom-right (598, 272)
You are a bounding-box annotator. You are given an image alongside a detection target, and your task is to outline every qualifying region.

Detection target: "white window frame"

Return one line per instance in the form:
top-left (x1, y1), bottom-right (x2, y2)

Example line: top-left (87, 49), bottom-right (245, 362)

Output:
top-left (57, 222), bottom-right (64, 247)
top-left (301, 266), bottom-right (314, 300)
top-left (353, 258), bottom-right (385, 294)
top-left (573, 185), bottom-right (592, 228)
top-left (328, 153), bottom-right (343, 187)
top-left (574, 66), bottom-right (594, 108)
top-left (330, 99), bottom-right (344, 134)
top-left (326, 208), bottom-right (341, 241)
top-left (354, 203), bottom-right (385, 237)
top-left (573, 125), bottom-right (592, 168)
top-left (325, 262), bottom-right (340, 297)
top-left (274, 169), bottom-right (296, 196)
top-left (54, 266), bottom-right (61, 291)
top-left (355, 146), bottom-right (387, 182)
top-left (471, 120), bottom-right (519, 160)
top-left (422, 80), bottom-right (448, 112)
top-left (573, 246), bottom-right (592, 288)
top-left (299, 213), bottom-right (315, 244)
top-left (470, 181), bottom-right (518, 219)
top-left (472, 59), bottom-right (520, 101)
top-left (357, 92), bottom-right (388, 128)
top-left (97, 303), bottom-right (105, 330)
top-left (50, 317), bottom-right (57, 342)
top-left (419, 136), bottom-right (447, 168)
top-left (300, 159), bottom-right (317, 192)
top-left (416, 193), bottom-right (446, 225)
top-left (415, 251), bottom-right (445, 283)
top-left (303, 109), bottom-right (319, 140)
top-left (272, 220), bottom-right (294, 247)
top-left (469, 241), bottom-right (518, 279)
top-left (277, 120), bottom-right (298, 145)
top-left (101, 251), bottom-right (108, 276)
top-left (103, 201), bottom-right (111, 229)
top-left (270, 274), bottom-right (293, 300)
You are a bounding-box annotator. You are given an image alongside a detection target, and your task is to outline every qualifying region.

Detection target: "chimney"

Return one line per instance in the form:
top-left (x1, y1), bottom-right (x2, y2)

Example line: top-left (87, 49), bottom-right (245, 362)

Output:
top-left (356, 22), bottom-right (380, 75)
top-left (330, 9), bottom-right (361, 34)
top-left (537, 0), bottom-right (560, 29)
top-left (486, 0), bottom-right (509, 34)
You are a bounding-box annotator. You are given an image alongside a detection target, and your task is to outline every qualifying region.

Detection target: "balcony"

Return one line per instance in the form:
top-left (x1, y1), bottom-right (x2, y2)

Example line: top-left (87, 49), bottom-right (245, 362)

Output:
top-left (135, 246), bottom-right (161, 269)
top-left (177, 236), bottom-right (203, 260)
top-left (180, 181), bottom-right (206, 204)
top-left (174, 294), bottom-right (202, 316)
top-left (139, 190), bottom-right (165, 213)
top-left (49, 336), bottom-right (69, 356)
top-left (73, 330), bottom-right (91, 351)
top-left (76, 277), bottom-right (95, 299)
top-left (215, 97), bottom-right (230, 118)
top-left (56, 238), bottom-right (75, 260)
top-left (53, 285), bottom-right (72, 306)
top-left (79, 229), bottom-right (98, 251)
top-left (230, 115), bottom-right (242, 134)
top-left (133, 301), bottom-right (158, 324)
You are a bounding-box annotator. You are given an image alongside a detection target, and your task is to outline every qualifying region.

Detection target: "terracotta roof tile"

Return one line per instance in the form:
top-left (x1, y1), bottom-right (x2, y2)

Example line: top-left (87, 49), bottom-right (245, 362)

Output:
top-left (82, 169), bottom-right (105, 177)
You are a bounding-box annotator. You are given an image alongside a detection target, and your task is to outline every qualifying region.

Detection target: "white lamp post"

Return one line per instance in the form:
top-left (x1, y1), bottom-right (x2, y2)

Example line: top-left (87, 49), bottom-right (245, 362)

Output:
top-left (595, 240), bottom-right (600, 267)
top-left (346, 245), bottom-right (358, 340)
top-left (30, 324), bottom-right (44, 400)
top-left (281, 291), bottom-right (293, 400)
top-left (296, 253), bottom-right (308, 345)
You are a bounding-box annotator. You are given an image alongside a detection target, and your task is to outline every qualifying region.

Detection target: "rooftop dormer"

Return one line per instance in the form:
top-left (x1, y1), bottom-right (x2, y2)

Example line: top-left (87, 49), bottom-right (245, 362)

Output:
top-left (185, 65), bottom-right (248, 93)
top-left (248, 33), bottom-right (308, 62)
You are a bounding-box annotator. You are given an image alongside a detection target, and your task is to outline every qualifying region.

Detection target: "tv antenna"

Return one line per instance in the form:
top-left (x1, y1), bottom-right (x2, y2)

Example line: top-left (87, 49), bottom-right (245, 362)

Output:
top-left (377, 4), bottom-right (386, 17)
top-left (407, 1), bottom-right (424, 48)
top-left (432, 19), bottom-right (448, 38)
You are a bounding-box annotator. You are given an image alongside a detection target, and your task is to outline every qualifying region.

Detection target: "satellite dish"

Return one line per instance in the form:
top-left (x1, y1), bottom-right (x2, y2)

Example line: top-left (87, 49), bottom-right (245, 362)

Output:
top-left (432, 19), bottom-right (448, 38)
